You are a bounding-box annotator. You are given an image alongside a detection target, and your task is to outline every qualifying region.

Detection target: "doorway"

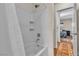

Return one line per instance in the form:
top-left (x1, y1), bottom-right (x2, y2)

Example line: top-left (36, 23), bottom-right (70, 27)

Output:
top-left (55, 4), bottom-right (77, 56)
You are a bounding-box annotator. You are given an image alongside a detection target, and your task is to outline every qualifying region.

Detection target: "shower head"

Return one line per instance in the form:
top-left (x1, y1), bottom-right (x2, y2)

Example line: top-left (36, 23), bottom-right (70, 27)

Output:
top-left (34, 4), bottom-right (40, 8)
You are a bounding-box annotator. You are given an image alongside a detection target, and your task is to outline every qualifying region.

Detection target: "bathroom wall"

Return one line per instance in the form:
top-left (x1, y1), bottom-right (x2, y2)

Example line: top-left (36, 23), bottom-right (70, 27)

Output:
top-left (0, 4), bottom-right (12, 56)
top-left (15, 4), bottom-right (48, 56)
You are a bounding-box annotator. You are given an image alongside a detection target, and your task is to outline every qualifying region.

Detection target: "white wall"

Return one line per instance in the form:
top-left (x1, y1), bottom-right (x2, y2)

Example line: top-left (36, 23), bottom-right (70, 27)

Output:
top-left (61, 19), bottom-right (72, 31)
top-left (55, 3), bottom-right (74, 11)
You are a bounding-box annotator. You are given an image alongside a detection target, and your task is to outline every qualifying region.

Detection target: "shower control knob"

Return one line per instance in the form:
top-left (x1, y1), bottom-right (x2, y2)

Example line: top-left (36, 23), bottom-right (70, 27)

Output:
top-left (37, 33), bottom-right (40, 37)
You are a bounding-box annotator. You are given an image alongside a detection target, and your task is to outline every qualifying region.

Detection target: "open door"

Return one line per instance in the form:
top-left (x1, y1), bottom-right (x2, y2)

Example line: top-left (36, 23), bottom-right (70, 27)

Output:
top-left (55, 4), bottom-right (77, 56)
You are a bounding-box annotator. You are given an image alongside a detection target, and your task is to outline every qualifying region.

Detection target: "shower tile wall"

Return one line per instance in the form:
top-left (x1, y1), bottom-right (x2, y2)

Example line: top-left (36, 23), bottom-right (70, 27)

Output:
top-left (15, 4), bottom-right (44, 56)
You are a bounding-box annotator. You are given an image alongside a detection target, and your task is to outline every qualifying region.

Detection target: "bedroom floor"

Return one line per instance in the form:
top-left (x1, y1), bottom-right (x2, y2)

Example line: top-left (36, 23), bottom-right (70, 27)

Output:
top-left (55, 37), bottom-right (73, 56)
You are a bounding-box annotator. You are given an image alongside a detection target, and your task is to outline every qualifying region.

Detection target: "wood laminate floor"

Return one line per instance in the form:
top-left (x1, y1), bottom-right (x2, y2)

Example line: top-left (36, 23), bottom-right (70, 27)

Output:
top-left (55, 37), bottom-right (73, 56)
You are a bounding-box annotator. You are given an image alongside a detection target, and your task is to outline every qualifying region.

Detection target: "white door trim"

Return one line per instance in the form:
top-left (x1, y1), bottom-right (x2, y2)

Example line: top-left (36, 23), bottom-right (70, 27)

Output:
top-left (72, 4), bottom-right (77, 56)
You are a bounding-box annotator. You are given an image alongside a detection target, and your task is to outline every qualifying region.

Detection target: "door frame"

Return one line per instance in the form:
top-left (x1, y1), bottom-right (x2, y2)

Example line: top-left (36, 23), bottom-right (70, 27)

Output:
top-left (55, 4), bottom-right (77, 56)
top-left (72, 4), bottom-right (77, 56)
